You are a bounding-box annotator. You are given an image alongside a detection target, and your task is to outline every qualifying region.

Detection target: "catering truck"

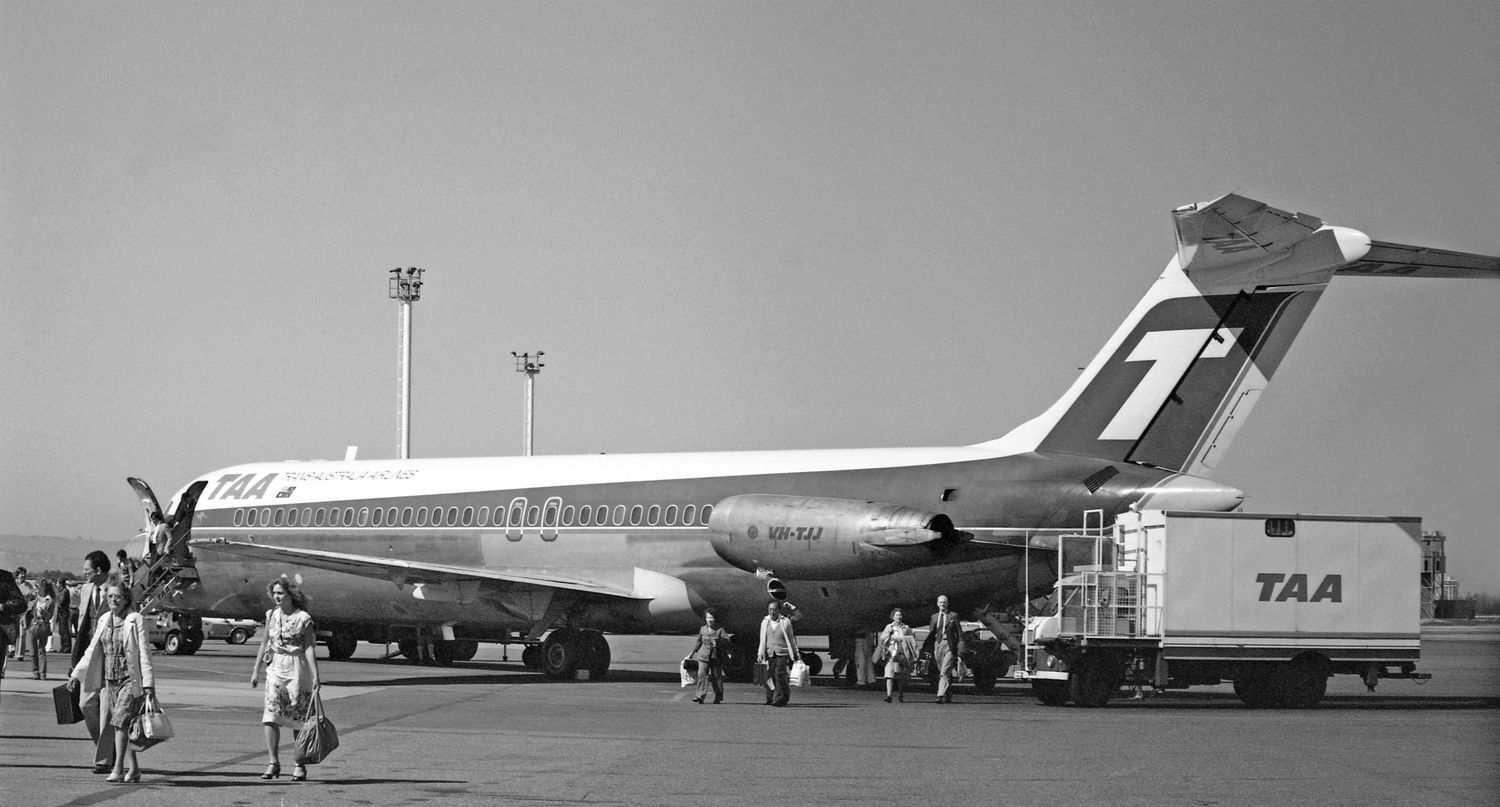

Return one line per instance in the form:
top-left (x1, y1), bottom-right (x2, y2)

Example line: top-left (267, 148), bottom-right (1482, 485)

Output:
top-left (1019, 510), bottom-right (1428, 708)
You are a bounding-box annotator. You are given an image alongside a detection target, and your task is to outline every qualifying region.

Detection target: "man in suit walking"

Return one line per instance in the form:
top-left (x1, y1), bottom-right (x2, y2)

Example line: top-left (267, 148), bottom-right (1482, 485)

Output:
top-left (70, 551), bottom-right (115, 773)
top-left (922, 594), bottom-right (963, 704)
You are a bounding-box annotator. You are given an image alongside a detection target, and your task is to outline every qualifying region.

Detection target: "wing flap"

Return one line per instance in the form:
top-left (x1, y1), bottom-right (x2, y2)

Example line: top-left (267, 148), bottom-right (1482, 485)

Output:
top-left (1337, 240), bottom-right (1500, 279)
top-left (191, 539), bottom-right (647, 600)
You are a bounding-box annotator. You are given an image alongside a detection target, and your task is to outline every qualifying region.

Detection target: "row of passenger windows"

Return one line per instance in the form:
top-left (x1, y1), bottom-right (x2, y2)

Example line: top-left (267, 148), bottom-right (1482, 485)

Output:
top-left (232, 500), bottom-right (715, 530)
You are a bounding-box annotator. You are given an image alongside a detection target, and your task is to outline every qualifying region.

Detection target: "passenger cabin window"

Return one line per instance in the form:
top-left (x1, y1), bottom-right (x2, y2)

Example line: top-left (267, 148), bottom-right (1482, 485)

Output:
top-left (343, 508), bottom-right (355, 527)
top-left (700, 504), bottom-right (712, 525)
top-left (665, 504), bottom-right (678, 525)
top-left (447, 506), bottom-right (459, 527)
top-left (612, 505), bottom-right (626, 526)
top-left (578, 506), bottom-right (592, 527)
top-left (475, 506), bottom-right (487, 526)
top-left (509, 501), bottom-right (525, 527)
top-left (683, 504), bottom-right (696, 526)
top-left (358, 507), bottom-right (370, 527)
top-left (314, 508), bottom-right (327, 527)
top-left (629, 505), bottom-right (643, 526)
top-left (526, 505), bottom-right (540, 528)
top-left (647, 505), bottom-right (661, 525)
top-left (562, 505), bottom-right (575, 526)
top-left (416, 507), bottom-right (428, 527)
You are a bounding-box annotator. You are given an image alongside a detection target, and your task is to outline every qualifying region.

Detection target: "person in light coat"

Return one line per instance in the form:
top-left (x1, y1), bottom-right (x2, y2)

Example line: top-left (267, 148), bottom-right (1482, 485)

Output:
top-left (69, 580), bottom-right (155, 784)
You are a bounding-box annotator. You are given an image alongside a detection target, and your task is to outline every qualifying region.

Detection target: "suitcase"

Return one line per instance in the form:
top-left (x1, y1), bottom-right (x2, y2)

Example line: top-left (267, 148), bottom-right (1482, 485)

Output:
top-left (53, 683), bottom-right (84, 725)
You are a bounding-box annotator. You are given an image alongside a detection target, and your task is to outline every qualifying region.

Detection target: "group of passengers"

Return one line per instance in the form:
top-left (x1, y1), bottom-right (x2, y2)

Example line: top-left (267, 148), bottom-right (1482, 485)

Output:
top-left (685, 594), bottom-right (969, 707)
top-left (46, 548), bottom-right (323, 786)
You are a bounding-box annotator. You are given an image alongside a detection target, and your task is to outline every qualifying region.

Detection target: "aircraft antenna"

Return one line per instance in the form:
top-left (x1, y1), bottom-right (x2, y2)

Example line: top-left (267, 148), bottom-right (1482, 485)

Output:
top-left (511, 351), bottom-right (545, 456)
top-left (389, 267), bottom-right (424, 460)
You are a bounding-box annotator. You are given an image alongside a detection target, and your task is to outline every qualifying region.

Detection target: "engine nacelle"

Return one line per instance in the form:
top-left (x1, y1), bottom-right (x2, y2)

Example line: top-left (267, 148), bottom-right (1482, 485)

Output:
top-left (707, 494), bottom-right (971, 579)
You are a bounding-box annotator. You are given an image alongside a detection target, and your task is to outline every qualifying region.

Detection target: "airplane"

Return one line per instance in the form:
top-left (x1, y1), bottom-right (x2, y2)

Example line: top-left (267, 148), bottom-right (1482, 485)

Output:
top-left (128, 192), bottom-right (1498, 684)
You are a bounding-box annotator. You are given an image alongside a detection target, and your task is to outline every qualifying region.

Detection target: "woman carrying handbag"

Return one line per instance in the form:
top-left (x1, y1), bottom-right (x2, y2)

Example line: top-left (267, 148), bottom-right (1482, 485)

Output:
top-left (250, 575), bottom-right (322, 782)
top-left (67, 580), bottom-right (155, 784)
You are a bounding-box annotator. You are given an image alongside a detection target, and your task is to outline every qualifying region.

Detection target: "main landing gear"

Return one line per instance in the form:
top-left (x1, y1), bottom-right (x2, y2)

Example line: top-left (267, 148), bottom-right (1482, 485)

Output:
top-left (522, 629), bottom-right (612, 681)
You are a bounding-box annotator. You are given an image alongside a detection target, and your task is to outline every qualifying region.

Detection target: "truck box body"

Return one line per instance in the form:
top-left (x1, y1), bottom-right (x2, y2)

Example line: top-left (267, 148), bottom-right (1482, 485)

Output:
top-left (1124, 510), bottom-right (1422, 663)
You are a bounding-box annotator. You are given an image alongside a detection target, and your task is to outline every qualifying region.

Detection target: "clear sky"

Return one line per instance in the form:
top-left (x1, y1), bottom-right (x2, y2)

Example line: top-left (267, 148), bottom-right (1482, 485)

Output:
top-left (3, 3), bottom-right (1497, 590)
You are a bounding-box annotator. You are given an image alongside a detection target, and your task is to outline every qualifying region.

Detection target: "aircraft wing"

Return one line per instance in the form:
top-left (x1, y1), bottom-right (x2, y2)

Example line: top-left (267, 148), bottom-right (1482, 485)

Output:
top-left (191, 539), bottom-right (648, 601)
top-left (1336, 240), bottom-right (1500, 279)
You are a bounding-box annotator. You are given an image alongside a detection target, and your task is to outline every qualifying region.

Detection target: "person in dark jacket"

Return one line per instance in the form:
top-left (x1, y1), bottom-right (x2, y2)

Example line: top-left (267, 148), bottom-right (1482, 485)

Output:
top-left (0, 568), bottom-right (28, 691)
top-left (688, 609), bottom-right (731, 704)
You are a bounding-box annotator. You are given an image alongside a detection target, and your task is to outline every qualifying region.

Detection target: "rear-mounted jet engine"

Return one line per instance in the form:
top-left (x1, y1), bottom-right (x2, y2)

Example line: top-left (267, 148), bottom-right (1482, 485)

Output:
top-left (707, 494), bottom-right (972, 579)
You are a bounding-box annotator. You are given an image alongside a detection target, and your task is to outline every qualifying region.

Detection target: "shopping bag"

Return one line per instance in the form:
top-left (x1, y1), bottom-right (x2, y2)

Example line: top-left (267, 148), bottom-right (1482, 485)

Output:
top-left (790, 659), bottom-right (811, 687)
top-left (294, 694), bottom-right (339, 765)
top-left (128, 692), bottom-right (173, 751)
top-left (680, 658), bottom-right (697, 687)
top-left (52, 683), bottom-right (84, 725)
top-left (47, 634), bottom-right (61, 653)
top-left (752, 661), bottom-right (768, 687)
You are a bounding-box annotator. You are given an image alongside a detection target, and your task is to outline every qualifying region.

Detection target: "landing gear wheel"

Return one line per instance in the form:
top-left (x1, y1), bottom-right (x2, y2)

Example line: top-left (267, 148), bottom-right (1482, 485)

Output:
top-left (1069, 652), bottom-right (1122, 707)
top-left (431, 640), bottom-right (456, 667)
top-left (799, 652), bottom-right (823, 677)
top-left (521, 644), bottom-right (541, 669)
top-left (326, 630), bottom-right (359, 661)
top-left (450, 639), bottom-right (479, 662)
top-left (971, 672), bottom-right (997, 695)
top-left (1032, 679), bottom-right (1070, 706)
top-left (228, 627), bottom-right (250, 645)
top-left (397, 638), bottom-right (419, 660)
top-left (578, 630), bottom-right (611, 681)
top-left (541, 629), bottom-right (580, 679)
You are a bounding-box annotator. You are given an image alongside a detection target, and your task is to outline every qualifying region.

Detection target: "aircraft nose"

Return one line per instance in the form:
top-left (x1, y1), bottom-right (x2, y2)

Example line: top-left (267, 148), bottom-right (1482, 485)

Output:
top-left (1135, 474), bottom-right (1245, 512)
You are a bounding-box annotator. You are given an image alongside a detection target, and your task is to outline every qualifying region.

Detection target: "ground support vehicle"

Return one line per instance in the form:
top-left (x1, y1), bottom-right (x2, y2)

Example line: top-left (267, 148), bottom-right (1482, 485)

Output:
top-left (148, 611), bottom-right (205, 656)
top-left (1019, 510), bottom-right (1429, 708)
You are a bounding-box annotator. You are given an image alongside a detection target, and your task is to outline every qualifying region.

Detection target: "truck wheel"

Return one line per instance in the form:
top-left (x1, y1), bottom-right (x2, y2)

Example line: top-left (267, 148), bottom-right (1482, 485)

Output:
top-left (1032, 679), bottom-right (1070, 706)
top-left (1281, 659), bottom-right (1328, 708)
top-left (1070, 652), bottom-right (1122, 707)
top-left (971, 672), bottom-right (997, 695)
top-left (183, 631), bottom-right (204, 654)
top-left (1234, 666), bottom-right (1280, 708)
top-left (228, 627), bottom-right (249, 645)
top-left (163, 631), bottom-right (183, 655)
top-left (521, 644), bottom-right (540, 669)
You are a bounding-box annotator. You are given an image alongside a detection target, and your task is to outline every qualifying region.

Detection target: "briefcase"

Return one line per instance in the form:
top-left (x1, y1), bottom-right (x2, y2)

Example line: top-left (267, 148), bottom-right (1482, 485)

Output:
top-left (53, 683), bottom-right (84, 725)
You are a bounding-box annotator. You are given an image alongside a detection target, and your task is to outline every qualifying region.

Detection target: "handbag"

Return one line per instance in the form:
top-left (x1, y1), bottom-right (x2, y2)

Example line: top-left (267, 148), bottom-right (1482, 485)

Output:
top-left (52, 683), bottom-right (84, 725)
top-left (680, 658), bottom-right (698, 687)
top-left (790, 659), bottom-right (811, 687)
top-left (752, 661), bottom-right (768, 687)
top-left (294, 693), bottom-right (340, 765)
top-left (129, 691), bottom-right (173, 751)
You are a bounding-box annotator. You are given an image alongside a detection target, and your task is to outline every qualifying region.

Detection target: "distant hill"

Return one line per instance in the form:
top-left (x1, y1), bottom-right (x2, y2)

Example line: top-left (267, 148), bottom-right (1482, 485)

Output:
top-left (0, 535), bottom-right (135, 578)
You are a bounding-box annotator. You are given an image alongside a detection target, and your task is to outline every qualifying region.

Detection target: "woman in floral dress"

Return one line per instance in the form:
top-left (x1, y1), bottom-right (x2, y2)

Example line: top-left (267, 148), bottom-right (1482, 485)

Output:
top-left (68, 580), bottom-right (155, 783)
top-left (249, 575), bottom-right (321, 781)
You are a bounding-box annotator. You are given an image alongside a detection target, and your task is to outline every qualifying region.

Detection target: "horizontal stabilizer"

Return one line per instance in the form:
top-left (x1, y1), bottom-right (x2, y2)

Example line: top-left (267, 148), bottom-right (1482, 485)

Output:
top-left (1172, 194), bottom-right (1324, 277)
top-left (191, 539), bottom-right (646, 600)
top-left (1337, 241), bottom-right (1500, 279)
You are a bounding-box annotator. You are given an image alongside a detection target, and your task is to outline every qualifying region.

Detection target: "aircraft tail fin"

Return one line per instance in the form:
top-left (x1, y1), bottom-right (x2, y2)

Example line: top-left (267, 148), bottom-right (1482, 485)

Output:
top-left (977, 193), bottom-right (1496, 476)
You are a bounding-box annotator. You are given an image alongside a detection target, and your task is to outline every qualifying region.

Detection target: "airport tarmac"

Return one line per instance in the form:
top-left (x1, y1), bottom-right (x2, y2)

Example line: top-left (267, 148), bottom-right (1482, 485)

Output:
top-left (2, 621), bottom-right (1496, 807)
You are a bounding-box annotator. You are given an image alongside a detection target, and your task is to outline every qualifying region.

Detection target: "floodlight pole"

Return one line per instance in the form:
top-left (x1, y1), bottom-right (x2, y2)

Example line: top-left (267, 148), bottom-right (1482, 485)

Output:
top-left (511, 351), bottom-right (545, 456)
top-left (389, 267), bottom-right (424, 460)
